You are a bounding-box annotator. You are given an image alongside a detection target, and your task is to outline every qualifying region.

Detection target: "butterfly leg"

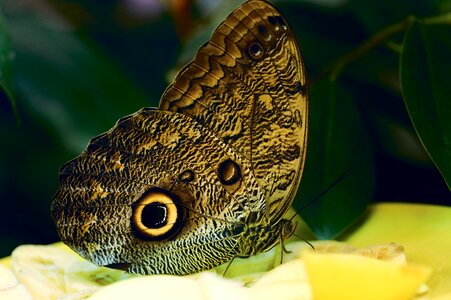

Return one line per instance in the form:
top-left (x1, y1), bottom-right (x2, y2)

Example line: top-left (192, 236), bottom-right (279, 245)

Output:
top-left (221, 256), bottom-right (236, 277)
top-left (278, 230), bottom-right (292, 265)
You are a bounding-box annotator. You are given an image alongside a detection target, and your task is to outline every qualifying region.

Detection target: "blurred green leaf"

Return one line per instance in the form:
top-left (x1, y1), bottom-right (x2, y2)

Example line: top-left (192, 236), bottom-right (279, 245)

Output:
top-left (297, 78), bottom-right (374, 239)
top-left (345, 47), bottom-right (401, 93)
top-left (348, 0), bottom-right (447, 32)
top-left (0, 109), bottom-right (68, 257)
top-left (400, 19), bottom-right (451, 189)
top-left (0, 3), bottom-right (163, 256)
top-left (6, 10), bottom-right (150, 154)
top-left (0, 9), bottom-right (14, 111)
top-left (277, 1), bottom-right (360, 71)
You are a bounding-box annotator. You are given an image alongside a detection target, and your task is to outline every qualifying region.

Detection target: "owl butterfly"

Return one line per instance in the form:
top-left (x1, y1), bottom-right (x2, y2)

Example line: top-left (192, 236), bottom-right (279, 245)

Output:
top-left (51, 0), bottom-right (308, 275)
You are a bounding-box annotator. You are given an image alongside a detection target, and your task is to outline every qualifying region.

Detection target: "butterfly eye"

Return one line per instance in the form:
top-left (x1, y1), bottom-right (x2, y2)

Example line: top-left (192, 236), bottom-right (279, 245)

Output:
top-left (218, 159), bottom-right (241, 185)
top-left (131, 188), bottom-right (183, 240)
top-left (248, 42), bottom-right (264, 60)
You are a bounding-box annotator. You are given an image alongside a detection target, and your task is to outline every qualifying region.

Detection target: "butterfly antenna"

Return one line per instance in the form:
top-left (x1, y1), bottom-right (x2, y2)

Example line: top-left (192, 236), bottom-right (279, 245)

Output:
top-left (289, 167), bottom-right (354, 222)
top-left (292, 232), bottom-right (316, 251)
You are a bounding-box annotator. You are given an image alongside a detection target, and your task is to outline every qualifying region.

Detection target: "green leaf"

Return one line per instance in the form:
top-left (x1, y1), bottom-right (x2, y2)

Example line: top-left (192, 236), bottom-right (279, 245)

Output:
top-left (400, 19), bottom-right (451, 190)
top-left (5, 10), bottom-right (150, 154)
top-left (0, 9), bottom-right (15, 112)
top-left (348, 0), bottom-right (446, 32)
top-left (276, 1), bottom-right (357, 71)
top-left (296, 78), bottom-right (375, 239)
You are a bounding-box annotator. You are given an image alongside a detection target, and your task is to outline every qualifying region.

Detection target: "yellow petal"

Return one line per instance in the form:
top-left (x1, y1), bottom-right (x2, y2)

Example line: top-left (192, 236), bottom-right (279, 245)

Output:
top-left (89, 272), bottom-right (246, 300)
top-left (303, 252), bottom-right (431, 300)
top-left (343, 203), bottom-right (451, 297)
top-left (0, 264), bottom-right (33, 300)
top-left (248, 259), bottom-right (311, 300)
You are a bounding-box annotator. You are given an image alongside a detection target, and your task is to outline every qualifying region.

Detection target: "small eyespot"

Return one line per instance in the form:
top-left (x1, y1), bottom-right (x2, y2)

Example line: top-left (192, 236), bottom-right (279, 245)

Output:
top-left (248, 42), bottom-right (264, 60)
top-left (257, 24), bottom-right (272, 41)
top-left (218, 159), bottom-right (241, 185)
top-left (178, 170), bottom-right (195, 183)
top-left (131, 188), bottom-right (184, 240)
top-left (267, 15), bottom-right (287, 31)
top-left (275, 16), bottom-right (287, 30)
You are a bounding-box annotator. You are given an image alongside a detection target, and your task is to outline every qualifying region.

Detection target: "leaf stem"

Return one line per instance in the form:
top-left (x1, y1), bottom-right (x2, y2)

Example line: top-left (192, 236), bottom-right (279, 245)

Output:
top-left (423, 12), bottom-right (451, 25)
top-left (312, 16), bottom-right (415, 83)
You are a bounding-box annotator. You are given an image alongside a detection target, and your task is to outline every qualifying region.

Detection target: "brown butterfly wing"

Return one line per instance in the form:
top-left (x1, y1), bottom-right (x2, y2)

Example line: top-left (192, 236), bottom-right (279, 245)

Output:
top-left (51, 0), bottom-right (308, 275)
top-left (160, 0), bottom-right (308, 223)
top-left (52, 108), bottom-right (264, 274)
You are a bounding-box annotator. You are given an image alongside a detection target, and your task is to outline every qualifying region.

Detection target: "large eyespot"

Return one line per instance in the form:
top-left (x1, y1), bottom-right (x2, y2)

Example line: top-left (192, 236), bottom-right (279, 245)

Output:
top-left (248, 41), bottom-right (264, 60)
top-left (131, 188), bottom-right (184, 240)
top-left (218, 159), bottom-right (241, 185)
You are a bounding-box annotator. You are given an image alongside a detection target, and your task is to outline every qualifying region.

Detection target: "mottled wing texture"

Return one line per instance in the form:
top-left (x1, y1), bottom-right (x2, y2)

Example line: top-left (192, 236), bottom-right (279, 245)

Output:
top-left (52, 109), bottom-right (264, 275)
top-left (160, 0), bottom-right (308, 222)
top-left (51, 0), bottom-right (308, 275)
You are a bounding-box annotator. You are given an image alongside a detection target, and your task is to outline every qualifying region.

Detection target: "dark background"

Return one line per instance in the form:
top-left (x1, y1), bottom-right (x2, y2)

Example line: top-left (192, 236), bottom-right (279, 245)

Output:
top-left (0, 0), bottom-right (450, 257)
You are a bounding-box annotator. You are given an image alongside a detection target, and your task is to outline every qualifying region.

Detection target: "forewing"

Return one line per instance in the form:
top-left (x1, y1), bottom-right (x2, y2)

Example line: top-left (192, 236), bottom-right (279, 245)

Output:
top-left (160, 0), bottom-right (308, 222)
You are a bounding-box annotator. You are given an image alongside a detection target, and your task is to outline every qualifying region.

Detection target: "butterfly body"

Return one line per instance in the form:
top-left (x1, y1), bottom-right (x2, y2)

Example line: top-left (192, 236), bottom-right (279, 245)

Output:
top-left (52, 0), bottom-right (308, 275)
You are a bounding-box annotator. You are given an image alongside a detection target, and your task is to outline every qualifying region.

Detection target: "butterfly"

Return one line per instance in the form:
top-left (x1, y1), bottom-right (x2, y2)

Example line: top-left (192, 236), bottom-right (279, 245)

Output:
top-left (51, 0), bottom-right (308, 275)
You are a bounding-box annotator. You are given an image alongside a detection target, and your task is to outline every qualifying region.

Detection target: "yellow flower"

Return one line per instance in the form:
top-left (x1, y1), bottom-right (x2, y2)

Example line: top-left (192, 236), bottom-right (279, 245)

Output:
top-left (0, 203), bottom-right (450, 299)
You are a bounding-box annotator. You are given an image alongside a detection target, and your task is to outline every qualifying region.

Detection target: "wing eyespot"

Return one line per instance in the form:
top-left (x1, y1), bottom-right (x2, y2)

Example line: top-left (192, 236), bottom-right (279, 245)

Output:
top-left (258, 24), bottom-right (272, 42)
top-left (267, 15), bottom-right (287, 31)
top-left (131, 188), bottom-right (185, 241)
top-left (217, 159), bottom-right (241, 185)
top-left (248, 41), bottom-right (265, 60)
top-left (179, 169), bottom-right (195, 183)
